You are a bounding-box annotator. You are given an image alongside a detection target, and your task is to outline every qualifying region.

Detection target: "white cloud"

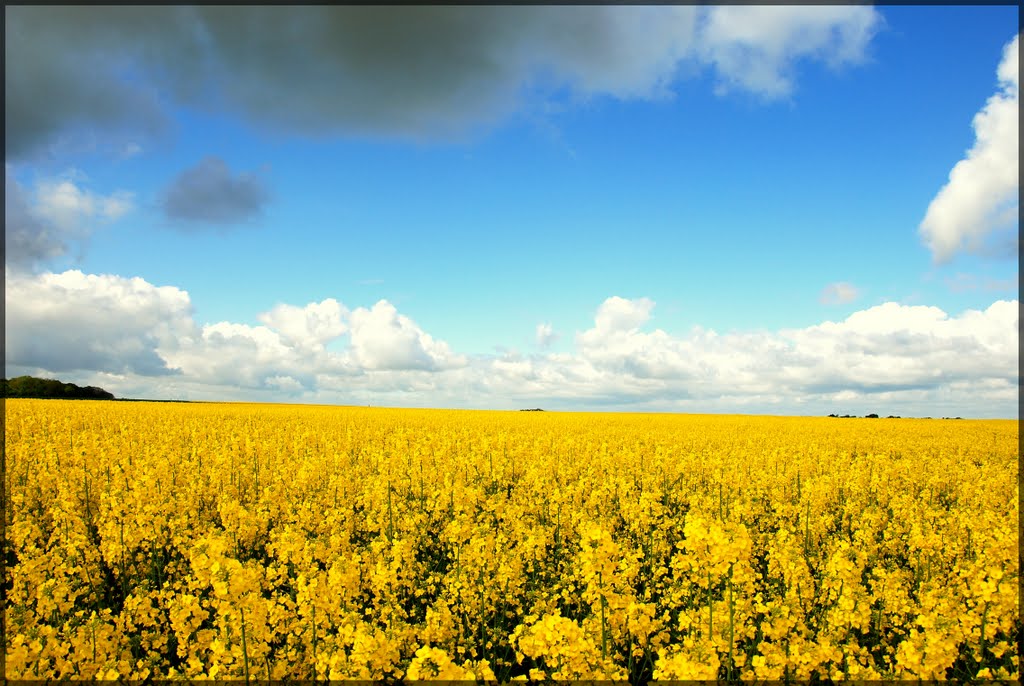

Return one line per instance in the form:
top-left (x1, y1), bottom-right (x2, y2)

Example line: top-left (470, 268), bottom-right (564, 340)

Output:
top-left (162, 321), bottom-right (330, 391)
top-left (4, 273), bottom-right (464, 392)
top-left (779, 300), bottom-right (1018, 394)
top-left (565, 296), bottom-right (1018, 414)
top-left (593, 295), bottom-right (655, 333)
top-left (536, 322), bottom-right (558, 348)
top-left (4, 166), bottom-right (134, 269)
top-left (819, 281), bottom-right (860, 305)
top-left (696, 6), bottom-right (880, 97)
top-left (34, 177), bottom-right (133, 231)
top-left (348, 300), bottom-right (465, 371)
top-left (920, 33), bottom-right (1019, 263)
top-left (4, 269), bottom-right (192, 376)
top-left (6, 273), bottom-right (1017, 417)
top-left (258, 299), bottom-right (349, 349)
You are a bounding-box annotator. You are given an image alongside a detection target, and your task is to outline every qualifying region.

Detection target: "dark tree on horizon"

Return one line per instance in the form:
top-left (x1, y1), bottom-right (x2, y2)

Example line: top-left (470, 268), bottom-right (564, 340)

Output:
top-left (2, 376), bottom-right (114, 400)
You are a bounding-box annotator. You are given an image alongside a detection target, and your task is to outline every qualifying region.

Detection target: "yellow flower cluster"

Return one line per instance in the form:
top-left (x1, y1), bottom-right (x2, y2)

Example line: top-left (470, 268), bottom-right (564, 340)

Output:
top-left (4, 399), bottom-right (1019, 681)
top-left (511, 612), bottom-right (627, 680)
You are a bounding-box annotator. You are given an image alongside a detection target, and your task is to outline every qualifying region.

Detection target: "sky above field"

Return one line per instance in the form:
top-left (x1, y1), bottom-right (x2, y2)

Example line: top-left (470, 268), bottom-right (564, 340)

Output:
top-left (5, 6), bottom-right (1020, 417)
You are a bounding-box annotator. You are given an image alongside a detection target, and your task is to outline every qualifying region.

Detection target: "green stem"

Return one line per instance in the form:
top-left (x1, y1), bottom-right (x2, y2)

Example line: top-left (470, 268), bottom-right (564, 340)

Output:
top-left (804, 501), bottom-right (811, 554)
top-left (599, 571), bottom-right (608, 661)
top-left (728, 565), bottom-right (735, 679)
top-left (240, 607), bottom-right (251, 685)
top-left (979, 602), bottom-right (988, 661)
top-left (708, 571), bottom-right (713, 641)
top-left (387, 481), bottom-right (394, 543)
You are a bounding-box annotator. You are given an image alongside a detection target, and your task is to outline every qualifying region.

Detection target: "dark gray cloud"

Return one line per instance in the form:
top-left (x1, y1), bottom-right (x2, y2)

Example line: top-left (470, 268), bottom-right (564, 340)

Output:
top-left (5, 6), bottom-right (681, 156)
top-left (5, 6), bottom-right (879, 158)
top-left (4, 7), bottom-right (187, 159)
top-left (186, 6), bottom-right (702, 138)
top-left (162, 157), bottom-right (270, 225)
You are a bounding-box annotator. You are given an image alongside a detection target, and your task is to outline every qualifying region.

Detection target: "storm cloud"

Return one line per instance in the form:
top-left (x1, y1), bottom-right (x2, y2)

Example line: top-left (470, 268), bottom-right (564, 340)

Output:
top-left (5, 6), bottom-right (880, 158)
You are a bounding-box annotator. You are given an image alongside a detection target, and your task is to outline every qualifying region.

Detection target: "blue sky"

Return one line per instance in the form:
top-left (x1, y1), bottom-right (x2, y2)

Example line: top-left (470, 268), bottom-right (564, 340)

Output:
top-left (5, 6), bottom-right (1019, 417)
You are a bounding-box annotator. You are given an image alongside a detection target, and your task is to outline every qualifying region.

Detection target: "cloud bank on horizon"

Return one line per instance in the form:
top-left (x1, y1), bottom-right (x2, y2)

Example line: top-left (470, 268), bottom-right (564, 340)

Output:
top-left (4, 7), bottom-right (1019, 417)
top-left (5, 270), bottom-right (1017, 417)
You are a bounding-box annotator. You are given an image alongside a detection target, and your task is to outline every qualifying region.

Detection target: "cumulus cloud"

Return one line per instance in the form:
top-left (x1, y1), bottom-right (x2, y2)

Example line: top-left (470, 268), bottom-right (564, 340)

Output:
top-left (593, 295), bottom-right (656, 333)
top-left (162, 321), bottom-right (331, 391)
top-left (349, 301), bottom-right (465, 371)
top-left (359, 293), bottom-right (1014, 415)
top-left (34, 176), bottom-right (133, 230)
top-left (4, 269), bottom-right (192, 376)
top-left (919, 33), bottom-right (1019, 263)
top-left (162, 157), bottom-right (270, 225)
top-left (696, 6), bottom-right (880, 97)
top-left (778, 300), bottom-right (1018, 395)
top-left (568, 296), bottom-right (1017, 411)
top-left (6, 6), bottom-right (881, 157)
top-left (7, 274), bottom-right (1016, 417)
top-left (536, 322), bottom-right (558, 348)
top-left (258, 299), bottom-right (349, 349)
top-left (5, 166), bottom-right (134, 269)
top-left (819, 281), bottom-right (860, 305)
top-left (3, 271), bottom-right (466, 392)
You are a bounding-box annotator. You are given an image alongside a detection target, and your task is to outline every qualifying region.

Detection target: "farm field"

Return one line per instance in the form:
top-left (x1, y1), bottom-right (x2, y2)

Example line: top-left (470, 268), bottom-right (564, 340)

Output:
top-left (3, 399), bottom-right (1019, 681)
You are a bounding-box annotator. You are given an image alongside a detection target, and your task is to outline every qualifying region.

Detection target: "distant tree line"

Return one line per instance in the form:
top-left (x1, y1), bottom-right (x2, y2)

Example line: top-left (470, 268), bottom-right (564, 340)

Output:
top-left (829, 413), bottom-right (881, 418)
top-left (827, 413), bottom-right (963, 419)
top-left (2, 376), bottom-right (114, 400)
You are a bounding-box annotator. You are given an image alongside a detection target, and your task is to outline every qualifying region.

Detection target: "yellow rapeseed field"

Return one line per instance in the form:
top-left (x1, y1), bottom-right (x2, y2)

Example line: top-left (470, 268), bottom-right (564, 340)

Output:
top-left (3, 399), bottom-right (1019, 681)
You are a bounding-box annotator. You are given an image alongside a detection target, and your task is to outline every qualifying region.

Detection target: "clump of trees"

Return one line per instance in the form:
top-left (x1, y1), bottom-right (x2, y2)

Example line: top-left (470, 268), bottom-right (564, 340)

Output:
top-left (827, 413), bottom-right (964, 420)
top-left (2, 376), bottom-right (114, 400)
top-left (828, 413), bottom-right (882, 418)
